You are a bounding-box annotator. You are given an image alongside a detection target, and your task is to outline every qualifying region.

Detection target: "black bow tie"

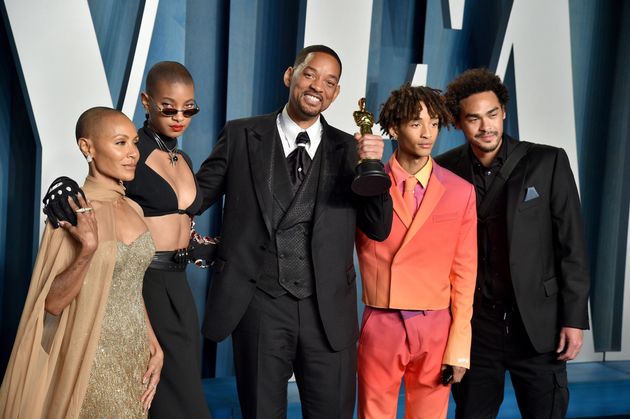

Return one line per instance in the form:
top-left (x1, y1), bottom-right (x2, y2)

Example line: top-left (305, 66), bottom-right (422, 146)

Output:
top-left (287, 131), bottom-right (312, 184)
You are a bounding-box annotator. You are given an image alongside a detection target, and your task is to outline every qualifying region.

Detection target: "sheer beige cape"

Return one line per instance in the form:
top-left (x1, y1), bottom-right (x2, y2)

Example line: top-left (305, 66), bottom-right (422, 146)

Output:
top-left (0, 176), bottom-right (142, 418)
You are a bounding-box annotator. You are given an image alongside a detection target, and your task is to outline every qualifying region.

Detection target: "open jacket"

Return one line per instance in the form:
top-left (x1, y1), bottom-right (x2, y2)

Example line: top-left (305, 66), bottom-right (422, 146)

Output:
top-left (196, 111), bottom-right (393, 351)
top-left (356, 160), bottom-right (477, 367)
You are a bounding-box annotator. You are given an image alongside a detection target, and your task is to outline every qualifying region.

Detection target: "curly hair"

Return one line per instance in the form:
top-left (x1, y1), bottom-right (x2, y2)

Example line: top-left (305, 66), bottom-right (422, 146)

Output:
top-left (377, 83), bottom-right (453, 136)
top-left (444, 68), bottom-right (509, 124)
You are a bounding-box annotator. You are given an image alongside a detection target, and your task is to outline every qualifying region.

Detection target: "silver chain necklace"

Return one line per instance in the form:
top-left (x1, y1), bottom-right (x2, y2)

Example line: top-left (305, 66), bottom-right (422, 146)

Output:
top-left (149, 129), bottom-right (179, 166)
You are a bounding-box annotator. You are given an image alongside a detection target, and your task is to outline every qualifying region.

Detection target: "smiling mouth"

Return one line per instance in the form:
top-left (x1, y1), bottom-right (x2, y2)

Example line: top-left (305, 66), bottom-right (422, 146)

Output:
top-left (303, 92), bottom-right (322, 104)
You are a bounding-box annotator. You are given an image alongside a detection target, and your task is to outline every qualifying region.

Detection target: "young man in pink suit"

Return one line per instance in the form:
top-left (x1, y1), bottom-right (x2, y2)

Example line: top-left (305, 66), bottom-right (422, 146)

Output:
top-left (356, 84), bottom-right (477, 419)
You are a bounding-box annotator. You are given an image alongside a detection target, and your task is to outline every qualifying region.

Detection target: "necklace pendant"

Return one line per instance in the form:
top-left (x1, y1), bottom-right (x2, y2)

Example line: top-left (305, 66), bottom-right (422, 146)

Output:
top-left (149, 128), bottom-right (180, 167)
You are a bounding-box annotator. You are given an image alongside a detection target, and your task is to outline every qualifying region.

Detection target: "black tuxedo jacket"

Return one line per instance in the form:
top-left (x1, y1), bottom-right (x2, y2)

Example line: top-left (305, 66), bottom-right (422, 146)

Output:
top-left (196, 111), bottom-right (393, 351)
top-left (435, 136), bottom-right (590, 353)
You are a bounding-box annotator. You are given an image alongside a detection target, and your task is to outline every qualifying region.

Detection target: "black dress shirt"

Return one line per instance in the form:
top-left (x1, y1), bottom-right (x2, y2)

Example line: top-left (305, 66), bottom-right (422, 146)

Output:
top-left (470, 139), bottom-right (515, 304)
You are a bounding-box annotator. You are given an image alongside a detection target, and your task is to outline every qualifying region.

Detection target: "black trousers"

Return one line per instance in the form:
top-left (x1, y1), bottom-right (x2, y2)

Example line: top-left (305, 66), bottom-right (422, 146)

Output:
top-left (452, 301), bottom-right (568, 419)
top-left (232, 290), bottom-right (356, 419)
top-left (143, 268), bottom-right (211, 419)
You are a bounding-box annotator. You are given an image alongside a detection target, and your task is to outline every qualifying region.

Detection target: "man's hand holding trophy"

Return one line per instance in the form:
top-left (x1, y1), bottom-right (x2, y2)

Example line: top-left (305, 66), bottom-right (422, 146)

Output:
top-left (352, 97), bottom-right (391, 196)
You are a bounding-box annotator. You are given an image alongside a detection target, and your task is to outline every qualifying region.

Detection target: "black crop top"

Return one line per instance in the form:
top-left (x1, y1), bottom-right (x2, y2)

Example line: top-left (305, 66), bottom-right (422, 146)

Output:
top-left (124, 124), bottom-right (203, 217)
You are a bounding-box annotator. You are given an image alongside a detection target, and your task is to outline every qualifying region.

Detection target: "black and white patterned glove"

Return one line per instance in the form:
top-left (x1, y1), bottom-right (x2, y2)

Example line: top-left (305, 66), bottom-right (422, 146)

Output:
top-left (42, 176), bottom-right (86, 228)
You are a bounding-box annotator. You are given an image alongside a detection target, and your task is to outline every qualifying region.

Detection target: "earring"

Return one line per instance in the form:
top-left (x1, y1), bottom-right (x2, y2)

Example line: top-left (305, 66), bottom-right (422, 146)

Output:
top-left (86, 155), bottom-right (93, 163)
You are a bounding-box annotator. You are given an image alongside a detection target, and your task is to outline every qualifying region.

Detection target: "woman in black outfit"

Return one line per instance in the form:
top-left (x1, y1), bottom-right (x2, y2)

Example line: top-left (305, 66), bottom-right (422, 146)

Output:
top-left (122, 61), bottom-right (211, 418)
top-left (43, 62), bottom-right (213, 417)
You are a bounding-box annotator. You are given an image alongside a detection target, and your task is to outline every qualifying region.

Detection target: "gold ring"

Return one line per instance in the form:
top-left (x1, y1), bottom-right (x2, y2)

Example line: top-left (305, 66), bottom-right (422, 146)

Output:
top-left (75, 207), bottom-right (93, 213)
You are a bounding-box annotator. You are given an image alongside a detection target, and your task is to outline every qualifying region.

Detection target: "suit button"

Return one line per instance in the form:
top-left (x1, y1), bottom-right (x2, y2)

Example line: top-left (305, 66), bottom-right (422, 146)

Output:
top-left (277, 230), bottom-right (283, 235)
top-left (259, 244), bottom-right (266, 250)
top-left (294, 281), bottom-right (299, 285)
top-left (279, 253), bottom-right (285, 259)
top-left (298, 256), bottom-right (304, 260)
top-left (249, 278), bottom-right (256, 284)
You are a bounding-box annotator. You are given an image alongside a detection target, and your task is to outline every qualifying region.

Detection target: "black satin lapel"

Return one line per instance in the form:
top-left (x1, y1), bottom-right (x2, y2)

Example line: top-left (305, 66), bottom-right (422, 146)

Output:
top-left (273, 144), bottom-right (295, 212)
top-left (313, 133), bottom-right (344, 225)
top-left (247, 125), bottom-right (276, 236)
top-left (506, 155), bottom-right (528, 245)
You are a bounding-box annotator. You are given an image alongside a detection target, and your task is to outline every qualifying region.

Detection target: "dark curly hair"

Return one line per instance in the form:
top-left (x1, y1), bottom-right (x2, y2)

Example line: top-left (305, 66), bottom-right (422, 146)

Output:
top-left (444, 68), bottom-right (509, 125)
top-left (377, 83), bottom-right (453, 136)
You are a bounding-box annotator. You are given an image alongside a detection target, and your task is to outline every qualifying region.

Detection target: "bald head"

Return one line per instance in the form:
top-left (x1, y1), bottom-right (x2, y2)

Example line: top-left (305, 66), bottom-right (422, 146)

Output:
top-left (75, 107), bottom-right (127, 141)
top-left (146, 61), bottom-right (194, 96)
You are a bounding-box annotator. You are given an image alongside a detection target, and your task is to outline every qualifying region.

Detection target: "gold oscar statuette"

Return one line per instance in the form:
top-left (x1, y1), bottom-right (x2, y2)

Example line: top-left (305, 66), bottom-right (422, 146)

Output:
top-left (351, 98), bottom-right (391, 196)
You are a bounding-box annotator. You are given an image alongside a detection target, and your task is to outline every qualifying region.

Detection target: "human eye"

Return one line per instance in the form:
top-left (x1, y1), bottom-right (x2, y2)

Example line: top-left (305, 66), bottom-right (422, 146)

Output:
top-left (116, 134), bottom-right (134, 145)
top-left (161, 102), bottom-right (174, 109)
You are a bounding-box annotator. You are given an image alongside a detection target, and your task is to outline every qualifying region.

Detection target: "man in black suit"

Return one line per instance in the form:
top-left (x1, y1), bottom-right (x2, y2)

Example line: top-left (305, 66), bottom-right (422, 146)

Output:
top-left (435, 68), bottom-right (590, 419)
top-left (196, 45), bottom-right (393, 418)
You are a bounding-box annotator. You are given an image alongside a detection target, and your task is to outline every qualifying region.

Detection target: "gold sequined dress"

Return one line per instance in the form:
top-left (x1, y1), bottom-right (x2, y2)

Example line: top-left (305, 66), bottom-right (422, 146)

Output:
top-left (79, 231), bottom-right (155, 418)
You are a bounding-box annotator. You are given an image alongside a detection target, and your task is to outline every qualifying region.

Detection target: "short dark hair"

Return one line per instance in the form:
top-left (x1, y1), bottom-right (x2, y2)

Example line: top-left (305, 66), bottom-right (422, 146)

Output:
top-left (444, 68), bottom-right (509, 123)
top-left (75, 107), bottom-right (126, 141)
top-left (146, 61), bottom-right (194, 95)
top-left (293, 45), bottom-right (342, 77)
top-left (378, 83), bottom-right (453, 135)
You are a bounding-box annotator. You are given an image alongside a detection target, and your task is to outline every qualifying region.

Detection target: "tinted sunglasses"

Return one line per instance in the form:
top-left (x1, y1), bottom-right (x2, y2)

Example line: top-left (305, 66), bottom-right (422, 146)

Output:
top-left (148, 96), bottom-right (200, 118)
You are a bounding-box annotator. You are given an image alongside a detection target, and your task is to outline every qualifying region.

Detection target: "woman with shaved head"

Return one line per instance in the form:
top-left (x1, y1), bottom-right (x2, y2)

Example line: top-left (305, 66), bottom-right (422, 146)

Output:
top-left (128, 61), bottom-right (212, 418)
top-left (42, 61), bottom-right (212, 418)
top-left (0, 107), bottom-right (163, 418)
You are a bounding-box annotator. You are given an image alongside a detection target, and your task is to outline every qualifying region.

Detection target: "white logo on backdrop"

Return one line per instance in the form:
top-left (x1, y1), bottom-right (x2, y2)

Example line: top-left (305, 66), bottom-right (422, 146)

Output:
top-left (4, 0), bottom-right (159, 232)
top-left (4, 0), bottom-right (628, 361)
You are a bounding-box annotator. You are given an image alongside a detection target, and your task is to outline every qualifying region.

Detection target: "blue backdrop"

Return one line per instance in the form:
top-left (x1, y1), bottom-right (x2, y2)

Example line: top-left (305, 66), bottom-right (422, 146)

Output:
top-left (1, 0), bottom-right (629, 377)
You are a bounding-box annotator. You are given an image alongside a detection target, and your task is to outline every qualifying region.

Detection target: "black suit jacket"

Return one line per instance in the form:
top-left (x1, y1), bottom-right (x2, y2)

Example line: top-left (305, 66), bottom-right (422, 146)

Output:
top-left (435, 136), bottom-right (590, 353)
top-left (196, 111), bottom-right (393, 351)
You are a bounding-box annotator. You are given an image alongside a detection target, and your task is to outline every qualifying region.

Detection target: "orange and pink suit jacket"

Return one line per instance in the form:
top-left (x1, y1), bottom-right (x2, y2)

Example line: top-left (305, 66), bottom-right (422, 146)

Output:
top-left (356, 162), bottom-right (478, 368)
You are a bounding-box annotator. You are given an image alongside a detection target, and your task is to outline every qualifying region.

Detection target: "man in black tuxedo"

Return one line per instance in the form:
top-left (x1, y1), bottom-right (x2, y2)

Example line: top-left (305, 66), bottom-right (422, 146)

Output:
top-left (435, 68), bottom-right (590, 418)
top-left (196, 45), bottom-right (392, 418)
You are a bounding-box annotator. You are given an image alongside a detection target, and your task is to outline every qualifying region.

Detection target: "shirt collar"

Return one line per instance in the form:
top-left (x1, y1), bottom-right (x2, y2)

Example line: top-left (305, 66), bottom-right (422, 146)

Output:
top-left (279, 105), bottom-right (323, 147)
top-left (388, 151), bottom-right (432, 188)
top-left (470, 136), bottom-right (508, 170)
